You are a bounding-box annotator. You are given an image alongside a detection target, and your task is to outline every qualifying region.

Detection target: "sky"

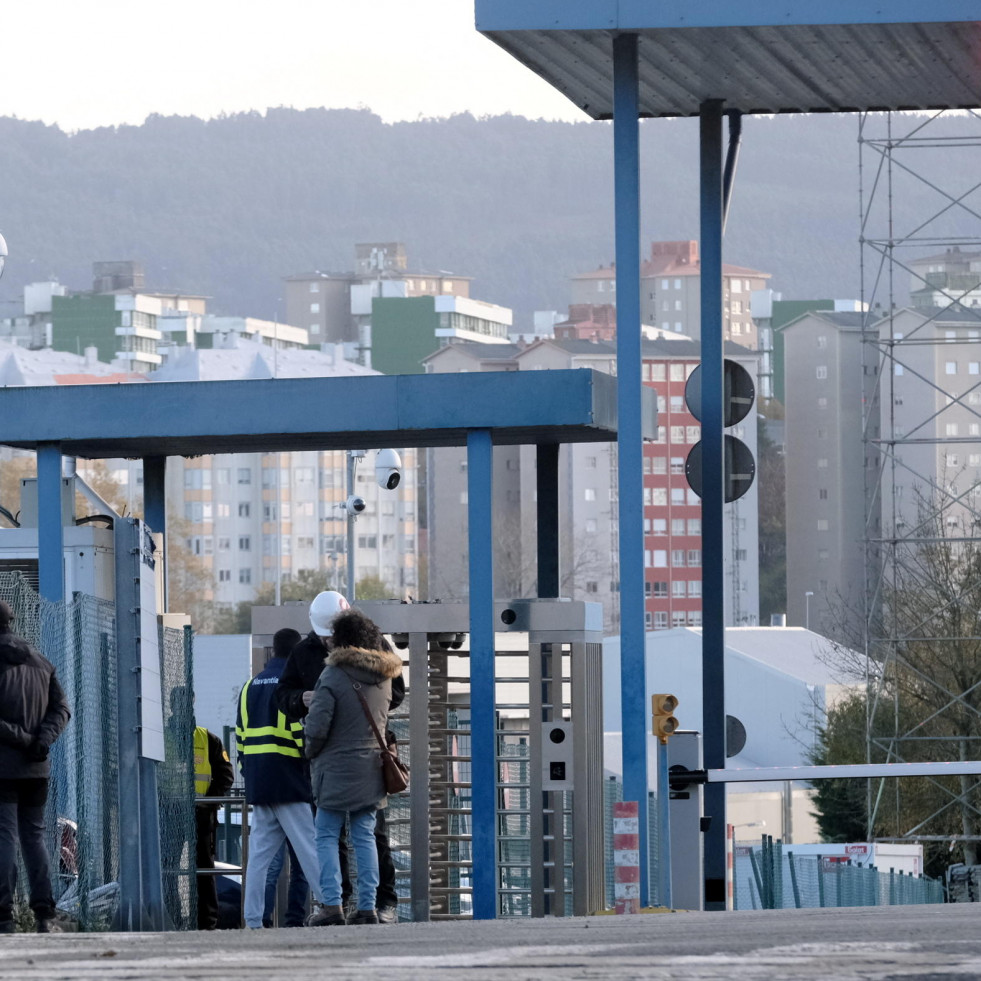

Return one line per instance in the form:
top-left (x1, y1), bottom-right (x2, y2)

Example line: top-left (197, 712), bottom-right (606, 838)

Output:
top-left (0, 1), bottom-right (586, 131)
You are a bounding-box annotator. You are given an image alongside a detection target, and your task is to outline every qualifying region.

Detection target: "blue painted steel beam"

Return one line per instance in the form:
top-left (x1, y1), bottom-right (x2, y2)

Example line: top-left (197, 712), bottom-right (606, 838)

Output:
top-left (613, 31), bottom-right (650, 908)
top-left (536, 444), bottom-right (560, 597)
top-left (477, 1), bottom-right (980, 31)
top-left (0, 370), bottom-right (654, 459)
top-left (142, 457), bottom-right (167, 608)
top-left (36, 443), bottom-right (64, 604)
top-left (467, 429), bottom-right (497, 919)
top-left (699, 99), bottom-right (728, 911)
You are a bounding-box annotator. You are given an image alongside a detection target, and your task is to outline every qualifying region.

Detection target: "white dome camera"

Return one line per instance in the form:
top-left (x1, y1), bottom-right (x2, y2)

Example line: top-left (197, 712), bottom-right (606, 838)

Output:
top-left (344, 495), bottom-right (366, 515)
top-left (375, 448), bottom-right (402, 490)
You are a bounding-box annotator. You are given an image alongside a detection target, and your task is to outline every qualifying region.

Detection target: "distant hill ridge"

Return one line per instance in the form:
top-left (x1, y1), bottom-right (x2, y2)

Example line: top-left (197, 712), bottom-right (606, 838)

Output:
top-left (0, 109), bottom-right (975, 326)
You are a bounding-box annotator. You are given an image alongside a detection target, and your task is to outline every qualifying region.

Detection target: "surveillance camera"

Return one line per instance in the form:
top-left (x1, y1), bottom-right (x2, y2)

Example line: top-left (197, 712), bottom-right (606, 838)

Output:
top-left (0, 232), bottom-right (7, 282)
top-left (375, 448), bottom-right (402, 490)
top-left (344, 495), bottom-right (366, 515)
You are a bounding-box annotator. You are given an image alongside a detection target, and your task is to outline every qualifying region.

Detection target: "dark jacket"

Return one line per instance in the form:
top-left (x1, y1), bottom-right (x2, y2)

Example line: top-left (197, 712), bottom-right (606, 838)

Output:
top-left (276, 630), bottom-right (405, 722)
top-left (0, 630), bottom-right (71, 780)
top-left (236, 656), bottom-right (311, 806)
top-left (304, 645), bottom-right (404, 812)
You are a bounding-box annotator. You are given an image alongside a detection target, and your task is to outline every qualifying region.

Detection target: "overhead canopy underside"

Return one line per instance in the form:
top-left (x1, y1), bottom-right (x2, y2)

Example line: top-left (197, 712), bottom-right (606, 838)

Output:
top-left (0, 368), bottom-right (654, 459)
top-left (476, 1), bottom-right (981, 117)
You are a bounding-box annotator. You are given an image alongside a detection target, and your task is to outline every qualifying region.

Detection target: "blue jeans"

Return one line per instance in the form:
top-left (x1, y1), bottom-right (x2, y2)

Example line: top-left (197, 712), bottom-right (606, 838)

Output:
top-left (263, 839), bottom-right (309, 927)
top-left (315, 807), bottom-right (378, 911)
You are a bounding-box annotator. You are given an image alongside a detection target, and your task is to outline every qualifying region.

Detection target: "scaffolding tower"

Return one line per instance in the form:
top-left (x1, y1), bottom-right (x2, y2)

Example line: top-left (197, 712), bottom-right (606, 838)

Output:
top-left (860, 109), bottom-right (981, 863)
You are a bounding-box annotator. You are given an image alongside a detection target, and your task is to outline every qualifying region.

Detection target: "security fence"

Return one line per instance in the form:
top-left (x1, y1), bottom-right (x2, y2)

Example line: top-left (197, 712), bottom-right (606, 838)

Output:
top-left (735, 838), bottom-right (944, 909)
top-left (1, 573), bottom-right (195, 932)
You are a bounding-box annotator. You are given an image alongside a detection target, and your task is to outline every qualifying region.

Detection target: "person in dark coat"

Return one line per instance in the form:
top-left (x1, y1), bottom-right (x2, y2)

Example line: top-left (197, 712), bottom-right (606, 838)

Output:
top-left (194, 724), bottom-right (234, 930)
top-left (0, 600), bottom-right (71, 934)
top-left (276, 591), bottom-right (404, 922)
top-left (304, 609), bottom-right (403, 926)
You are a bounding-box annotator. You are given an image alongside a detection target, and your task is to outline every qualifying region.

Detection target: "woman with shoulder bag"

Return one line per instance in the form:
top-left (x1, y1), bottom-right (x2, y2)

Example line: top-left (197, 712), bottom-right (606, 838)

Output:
top-left (303, 608), bottom-right (403, 926)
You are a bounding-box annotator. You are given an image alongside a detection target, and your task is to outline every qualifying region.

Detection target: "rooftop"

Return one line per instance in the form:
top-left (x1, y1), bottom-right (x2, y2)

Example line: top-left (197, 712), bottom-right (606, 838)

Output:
top-left (476, 2), bottom-right (981, 118)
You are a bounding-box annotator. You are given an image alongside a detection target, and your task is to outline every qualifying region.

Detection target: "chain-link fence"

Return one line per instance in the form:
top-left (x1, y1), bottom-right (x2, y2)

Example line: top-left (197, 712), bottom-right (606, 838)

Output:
top-left (735, 839), bottom-right (945, 909)
top-left (1, 573), bottom-right (196, 932)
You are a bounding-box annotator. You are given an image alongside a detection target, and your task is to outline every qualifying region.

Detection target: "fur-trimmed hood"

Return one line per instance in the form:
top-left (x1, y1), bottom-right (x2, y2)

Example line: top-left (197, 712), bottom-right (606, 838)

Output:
top-left (326, 645), bottom-right (403, 680)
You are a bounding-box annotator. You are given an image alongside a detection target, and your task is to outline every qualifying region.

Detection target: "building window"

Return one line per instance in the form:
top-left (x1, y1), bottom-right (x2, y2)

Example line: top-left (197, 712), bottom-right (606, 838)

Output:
top-left (653, 581), bottom-right (668, 598)
top-left (653, 457), bottom-right (667, 474)
top-left (687, 549), bottom-right (701, 566)
top-left (652, 488), bottom-right (667, 506)
top-left (946, 423), bottom-right (959, 436)
top-left (946, 362), bottom-right (958, 375)
top-left (218, 537), bottom-right (231, 551)
top-left (653, 550), bottom-right (667, 567)
top-left (309, 282), bottom-right (319, 293)
top-left (818, 488), bottom-right (828, 500)
top-left (238, 502), bottom-right (250, 518)
top-left (670, 457), bottom-right (684, 474)
top-left (817, 519), bottom-right (829, 531)
top-left (237, 468), bottom-right (252, 484)
top-left (670, 364), bottom-right (684, 382)
top-left (310, 302), bottom-right (320, 313)
top-left (585, 518), bottom-right (597, 533)
top-left (674, 279), bottom-right (681, 289)
top-left (584, 488), bottom-right (596, 502)
top-left (238, 536), bottom-right (251, 551)
top-left (672, 611), bottom-right (687, 628)
top-left (686, 426), bottom-right (700, 443)
top-left (218, 569), bottom-right (231, 582)
top-left (661, 279), bottom-right (670, 290)
top-left (687, 489), bottom-right (700, 505)
top-left (239, 568), bottom-right (252, 584)
top-left (816, 366), bottom-right (828, 379)
top-left (651, 364), bottom-right (666, 382)
top-left (670, 426), bottom-right (685, 442)
top-left (672, 549), bottom-right (686, 567)
top-left (672, 581), bottom-right (686, 598)
top-left (817, 458), bottom-right (828, 469)
top-left (654, 612), bottom-right (668, 630)
top-left (671, 488), bottom-right (685, 505)
top-left (645, 612), bottom-right (653, 629)
top-left (652, 518), bottom-right (666, 536)
top-left (689, 580), bottom-right (702, 598)
top-left (687, 518), bottom-right (701, 535)
top-left (585, 581), bottom-right (599, 594)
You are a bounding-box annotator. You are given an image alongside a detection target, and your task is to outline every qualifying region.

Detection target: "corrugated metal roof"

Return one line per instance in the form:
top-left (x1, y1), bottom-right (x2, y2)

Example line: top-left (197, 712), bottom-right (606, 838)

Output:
top-left (476, 4), bottom-right (981, 117)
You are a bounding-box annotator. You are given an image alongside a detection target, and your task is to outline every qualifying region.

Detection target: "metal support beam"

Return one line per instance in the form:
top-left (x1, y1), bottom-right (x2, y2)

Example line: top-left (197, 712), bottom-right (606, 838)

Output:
top-left (613, 30), bottom-right (650, 908)
top-left (36, 443), bottom-right (64, 604)
top-left (143, 457), bottom-right (167, 609)
top-left (699, 98), bottom-right (728, 911)
top-left (536, 443), bottom-right (560, 597)
top-left (467, 429), bottom-right (496, 919)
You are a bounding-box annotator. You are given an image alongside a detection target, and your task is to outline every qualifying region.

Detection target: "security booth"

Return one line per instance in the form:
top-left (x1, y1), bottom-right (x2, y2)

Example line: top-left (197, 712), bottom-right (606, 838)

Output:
top-left (254, 596), bottom-right (605, 919)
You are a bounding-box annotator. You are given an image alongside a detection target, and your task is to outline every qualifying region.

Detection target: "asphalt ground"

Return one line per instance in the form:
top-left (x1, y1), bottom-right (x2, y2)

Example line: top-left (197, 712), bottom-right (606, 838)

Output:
top-left (1, 904), bottom-right (980, 980)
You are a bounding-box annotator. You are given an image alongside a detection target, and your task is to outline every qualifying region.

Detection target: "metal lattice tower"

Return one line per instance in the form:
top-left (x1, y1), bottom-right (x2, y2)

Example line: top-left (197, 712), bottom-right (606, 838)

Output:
top-left (860, 109), bottom-right (981, 858)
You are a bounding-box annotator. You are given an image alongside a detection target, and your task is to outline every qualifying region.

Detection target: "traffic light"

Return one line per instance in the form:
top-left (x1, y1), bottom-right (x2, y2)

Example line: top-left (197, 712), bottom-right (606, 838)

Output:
top-left (683, 358), bottom-right (756, 503)
top-left (652, 693), bottom-right (679, 744)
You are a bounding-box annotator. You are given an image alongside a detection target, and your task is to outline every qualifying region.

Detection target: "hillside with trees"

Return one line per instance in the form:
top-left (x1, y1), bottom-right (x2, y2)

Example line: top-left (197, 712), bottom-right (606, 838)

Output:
top-left (0, 109), bottom-right (977, 326)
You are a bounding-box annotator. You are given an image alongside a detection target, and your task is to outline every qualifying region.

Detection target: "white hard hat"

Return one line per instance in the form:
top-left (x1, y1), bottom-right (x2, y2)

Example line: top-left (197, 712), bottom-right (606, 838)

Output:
top-left (309, 590), bottom-right (350, 637)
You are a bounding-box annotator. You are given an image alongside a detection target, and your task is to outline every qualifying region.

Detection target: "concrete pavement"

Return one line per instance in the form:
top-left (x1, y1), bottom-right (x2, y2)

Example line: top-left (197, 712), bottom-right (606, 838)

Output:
top-left (1, 905), bottom-right (979, 980)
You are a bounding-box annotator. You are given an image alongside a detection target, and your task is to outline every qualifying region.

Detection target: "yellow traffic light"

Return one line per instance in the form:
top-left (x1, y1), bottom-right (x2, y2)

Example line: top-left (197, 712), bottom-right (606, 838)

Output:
top-left (652, 693), bottom-right (679, 743)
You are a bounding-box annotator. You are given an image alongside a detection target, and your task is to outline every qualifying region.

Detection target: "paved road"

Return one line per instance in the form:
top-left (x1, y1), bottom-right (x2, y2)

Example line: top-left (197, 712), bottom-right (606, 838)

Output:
top-left (1, 905), bottom-right (979, 980)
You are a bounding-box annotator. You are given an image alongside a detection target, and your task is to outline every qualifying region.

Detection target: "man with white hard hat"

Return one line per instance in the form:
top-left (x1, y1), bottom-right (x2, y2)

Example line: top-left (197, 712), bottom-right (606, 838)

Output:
top-left (276, 591), bottom-right (404, 923)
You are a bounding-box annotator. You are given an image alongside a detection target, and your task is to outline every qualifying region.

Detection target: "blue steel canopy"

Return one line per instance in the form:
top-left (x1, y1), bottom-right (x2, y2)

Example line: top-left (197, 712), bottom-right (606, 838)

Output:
top-left (0, 368), bottom-right (654, 458)
top-left (475, 1), bottom-right (981, 117)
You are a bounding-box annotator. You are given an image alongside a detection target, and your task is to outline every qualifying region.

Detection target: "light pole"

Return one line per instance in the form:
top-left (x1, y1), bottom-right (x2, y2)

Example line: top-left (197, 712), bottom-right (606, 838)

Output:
top-left (805, 591), bottom-right (814, 630)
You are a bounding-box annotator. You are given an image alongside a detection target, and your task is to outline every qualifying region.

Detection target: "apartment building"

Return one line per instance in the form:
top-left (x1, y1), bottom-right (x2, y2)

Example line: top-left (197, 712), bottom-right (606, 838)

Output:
top-left (284, 242), bottom-right (472, 347)
top-left (571, 241), bottom-right (769, 347)
top-left (423, 334), bottom-right (760, 632)
top-left (152, 339), bottom-right (419, 609)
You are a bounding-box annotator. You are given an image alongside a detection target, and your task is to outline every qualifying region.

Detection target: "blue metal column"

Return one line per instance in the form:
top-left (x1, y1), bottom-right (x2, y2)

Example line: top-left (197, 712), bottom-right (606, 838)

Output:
top-left (140, 457), bottom-right (168, 929)
top-left (143, 456), bottom-right (167, 608)
top-left (536, 443), bottom-right (560, 597)
top-left (36, 443), bottom-right (64, 603)
top-left (699, 99), bottom-right (728, 910)
top-left (467, 428), bottom-right (497, 918)
top-left (613, 31), bottom-right (650, 907)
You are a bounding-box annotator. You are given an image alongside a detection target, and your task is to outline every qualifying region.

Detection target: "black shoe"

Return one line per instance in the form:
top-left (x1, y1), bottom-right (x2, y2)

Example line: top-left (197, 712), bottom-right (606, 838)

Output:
top-left (306, 904), bottom-right (345, 927)
top-left (376, 905), bottom-right (398, 924)
top-left (347, 909), bottom-right (378, 925)
top-left (0, 921), bottom-right (14, 935)
top-left (36, 918), bottom-right (54, 934)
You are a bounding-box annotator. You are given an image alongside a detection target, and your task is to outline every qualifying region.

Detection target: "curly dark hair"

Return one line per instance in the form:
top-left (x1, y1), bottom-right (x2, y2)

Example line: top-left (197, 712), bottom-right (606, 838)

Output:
top-left (329, 608), bottom-right (387, 651)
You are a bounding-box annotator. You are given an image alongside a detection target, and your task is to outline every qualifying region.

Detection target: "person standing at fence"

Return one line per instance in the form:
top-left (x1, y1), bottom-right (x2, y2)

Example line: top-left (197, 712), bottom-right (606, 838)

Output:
top-left (276, 591), bottom-right (404, 923)
top-left (237, 628), bottom-right (325, 930)
top-left (304, 609), bottom-right (403, 926)
top-left (194, 722), bottom-right (234, 930)
top-left (0, 600), bottom-right (71, 934)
